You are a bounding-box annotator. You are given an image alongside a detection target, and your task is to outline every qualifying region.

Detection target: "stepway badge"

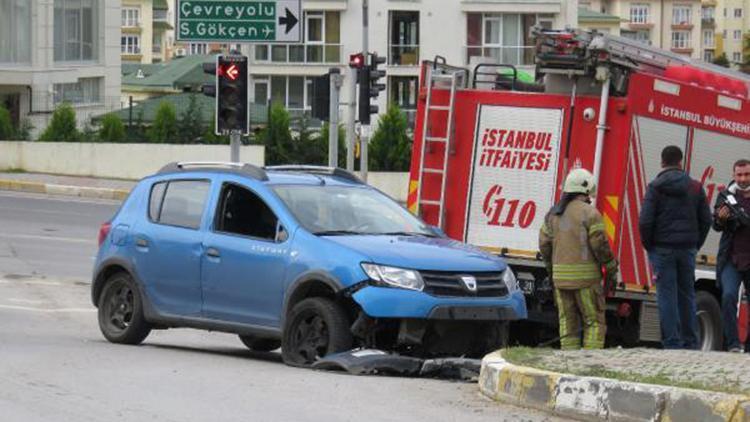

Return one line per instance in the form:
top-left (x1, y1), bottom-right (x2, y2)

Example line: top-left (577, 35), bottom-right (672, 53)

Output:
top-left (177, 0), bottom-right (301, 43)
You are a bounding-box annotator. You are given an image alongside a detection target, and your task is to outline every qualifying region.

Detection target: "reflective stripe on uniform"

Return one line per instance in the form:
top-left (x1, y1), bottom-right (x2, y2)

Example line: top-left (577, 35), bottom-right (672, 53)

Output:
top-left (552, 263), bottom-right (602, 280)
top-left (588, 222), bottom-right (605, 235)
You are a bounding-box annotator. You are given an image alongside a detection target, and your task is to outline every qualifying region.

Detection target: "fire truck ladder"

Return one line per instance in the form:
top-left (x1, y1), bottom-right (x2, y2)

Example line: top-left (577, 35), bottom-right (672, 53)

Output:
top-left (415, 60), bottom-right (467, 228)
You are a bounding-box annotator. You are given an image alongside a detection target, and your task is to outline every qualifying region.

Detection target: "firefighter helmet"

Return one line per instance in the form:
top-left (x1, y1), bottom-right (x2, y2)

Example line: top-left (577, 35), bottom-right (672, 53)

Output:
top-left (563, 168), bottom-right (596, 195)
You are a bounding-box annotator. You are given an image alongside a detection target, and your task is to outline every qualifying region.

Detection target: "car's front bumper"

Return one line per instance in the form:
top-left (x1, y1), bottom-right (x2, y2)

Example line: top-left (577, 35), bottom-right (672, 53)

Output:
top-left (351, 286), bottom-right (527, 321)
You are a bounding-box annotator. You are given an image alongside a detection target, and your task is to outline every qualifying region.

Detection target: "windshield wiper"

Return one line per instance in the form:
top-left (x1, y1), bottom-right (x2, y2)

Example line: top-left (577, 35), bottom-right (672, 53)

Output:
top-left (313, 230), bottom-right (361, 236)
top-left (374, 231), bottom-right (438, 238)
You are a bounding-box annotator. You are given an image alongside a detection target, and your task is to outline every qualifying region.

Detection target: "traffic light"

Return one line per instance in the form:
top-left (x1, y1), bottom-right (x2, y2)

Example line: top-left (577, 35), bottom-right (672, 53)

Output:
top-left (358, 53), bottom-right (386, 125)
top-left (215, 55), bottom-right (249, 135)
top-left (349, 53), bottom-right (365, 69)
top-left (311, 73), bottom-right (330, 121)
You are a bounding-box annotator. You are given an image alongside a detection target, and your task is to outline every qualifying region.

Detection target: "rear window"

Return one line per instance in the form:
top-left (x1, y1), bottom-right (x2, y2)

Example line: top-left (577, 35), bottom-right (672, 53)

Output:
top-left (149, 180), bottom-right (210, 230)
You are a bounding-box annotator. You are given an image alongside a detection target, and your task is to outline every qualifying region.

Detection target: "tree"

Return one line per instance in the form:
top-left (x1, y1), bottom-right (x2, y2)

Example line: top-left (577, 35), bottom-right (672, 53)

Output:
top-left (39, 103), bottom-right (80, 142)
top-left (713, 53), bottom-right (730, 68)
top-left (99, 114), bottom-right (126, 142)
top-left (178, 94), bottom-right (205, 143)
top-left (0, 104), bottom-right (13, 140)
top-left (200, 112), bottom-right (229, 144)
top-left (148, 101), bottom-right (178, 143)
top-left (259, 102), bottom-right (294, 165)
top-left (80, 121), bottom-right (98, 142)
top-left (367, 104), bottom-right (412, 171)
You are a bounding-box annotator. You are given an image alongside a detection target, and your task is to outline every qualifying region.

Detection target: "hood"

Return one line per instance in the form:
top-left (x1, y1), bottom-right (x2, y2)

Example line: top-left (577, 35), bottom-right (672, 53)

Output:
top-left (652, 168), bottom-right (690, 197)
top-left (324, 235), bottom-right (506, 272)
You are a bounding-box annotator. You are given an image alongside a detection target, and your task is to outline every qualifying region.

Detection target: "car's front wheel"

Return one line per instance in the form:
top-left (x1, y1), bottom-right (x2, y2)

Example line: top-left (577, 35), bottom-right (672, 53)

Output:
top-left (281, 297), bottom-right (353, 366)
top-left (97, 272), bottom-right (151, 345)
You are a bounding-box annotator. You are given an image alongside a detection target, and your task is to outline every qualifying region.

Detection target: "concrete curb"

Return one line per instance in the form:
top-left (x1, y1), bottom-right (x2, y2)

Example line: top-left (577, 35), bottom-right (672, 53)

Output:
top-left (479, 351), bottom-right (750, 421)
top-left (0, 179), bottom-right (130, 201)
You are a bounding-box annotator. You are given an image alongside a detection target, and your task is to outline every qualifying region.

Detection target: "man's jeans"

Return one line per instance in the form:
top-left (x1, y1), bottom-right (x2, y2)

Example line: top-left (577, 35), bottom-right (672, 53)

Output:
top-left (649, 247), bottom-right (699, 349)
top-left (720, 261), bottom-right (750, 350)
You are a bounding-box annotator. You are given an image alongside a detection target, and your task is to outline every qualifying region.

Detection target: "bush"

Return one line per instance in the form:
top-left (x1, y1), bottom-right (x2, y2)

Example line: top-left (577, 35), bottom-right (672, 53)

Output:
top-left (148, 101), bottom-right (178, 143)
top-left (259, 103), bottom-right (294, 165)
top-left (713, 53), bottom-right (730, 68)
top-left (368, 104), bottom-right (412, 171)
top-left (99, 114), bottom-right (126, 143)
top-left (0, 105), bottom-right (13, 140)
top-left (39, 103), bottom-right (81, 142)
top-left (178, 94), bottom-right (205, 143)
top-left (13, 118), bottom-right (33, 141)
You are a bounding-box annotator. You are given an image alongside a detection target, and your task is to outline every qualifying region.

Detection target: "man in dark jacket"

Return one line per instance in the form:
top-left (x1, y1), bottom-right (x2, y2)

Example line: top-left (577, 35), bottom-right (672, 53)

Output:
top-left (639, 146), bottom-right (712, 349)
top-left (715, 159), bottom-right (750, 352)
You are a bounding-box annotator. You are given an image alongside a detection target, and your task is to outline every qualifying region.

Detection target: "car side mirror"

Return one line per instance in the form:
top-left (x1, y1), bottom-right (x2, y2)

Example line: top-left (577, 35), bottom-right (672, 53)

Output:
top-left (276, 223), bottom-right (289, 243)
top-left (430, 225), bottom-right (447, 238)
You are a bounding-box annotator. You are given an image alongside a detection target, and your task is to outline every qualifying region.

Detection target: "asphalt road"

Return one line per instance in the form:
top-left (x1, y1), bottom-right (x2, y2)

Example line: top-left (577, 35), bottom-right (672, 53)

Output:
top-left (0, 191), bottom-right (566, 421)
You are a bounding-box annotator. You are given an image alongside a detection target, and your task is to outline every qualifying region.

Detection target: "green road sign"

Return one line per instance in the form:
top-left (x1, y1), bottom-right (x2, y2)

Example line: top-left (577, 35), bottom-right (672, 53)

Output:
top-left (176, 0), bottom-right (301, 43)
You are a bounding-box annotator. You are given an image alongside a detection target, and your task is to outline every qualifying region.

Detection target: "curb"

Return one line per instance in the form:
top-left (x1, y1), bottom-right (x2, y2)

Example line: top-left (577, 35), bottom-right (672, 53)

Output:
top-left (0, 179), bottom-right (130, 201)
top-left (479, 351), bottom-right (750, 422)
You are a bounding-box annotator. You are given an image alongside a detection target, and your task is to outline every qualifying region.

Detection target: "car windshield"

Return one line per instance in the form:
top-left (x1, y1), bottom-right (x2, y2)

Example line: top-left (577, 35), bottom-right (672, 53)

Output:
top-left (273, 185), bottom-right (436, 236)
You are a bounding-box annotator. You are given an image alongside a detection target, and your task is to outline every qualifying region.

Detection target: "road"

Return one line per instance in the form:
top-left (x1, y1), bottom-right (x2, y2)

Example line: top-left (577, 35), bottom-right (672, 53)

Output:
top-left (0, 191), bottom-right (567, 421)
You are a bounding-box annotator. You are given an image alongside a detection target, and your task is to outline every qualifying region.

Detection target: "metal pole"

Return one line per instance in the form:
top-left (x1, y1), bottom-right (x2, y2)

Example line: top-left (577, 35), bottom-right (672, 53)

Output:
top-left (128, 96), bottom-right (133, 128)
top-left (361, 0), bottom-right (370, 182)
top-left (593, 75), bottom-right (611, 189)
top-left (328, 68), bottom-right (341, 167)
top-left (346, 67), bottom-right (357, 171)
top-left (230, 132), bottom-right (241, 163)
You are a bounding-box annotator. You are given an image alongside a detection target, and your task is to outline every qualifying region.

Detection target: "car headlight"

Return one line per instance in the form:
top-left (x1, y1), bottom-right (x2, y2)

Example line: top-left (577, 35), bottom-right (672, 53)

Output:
top-left (361, 263), bottom-right (424, 291)
top-left (502, 267), bottom-right (519, 292)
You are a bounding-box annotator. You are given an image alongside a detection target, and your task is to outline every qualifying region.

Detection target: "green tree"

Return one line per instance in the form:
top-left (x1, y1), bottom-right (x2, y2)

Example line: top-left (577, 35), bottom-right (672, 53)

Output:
top-left (0, 105), bottom-right (13, 140)
top-left (259, 102), bottom-right (294, 165)
top-left (99, 114), bottom-right (126, 142)
top-left (148, 101), bottom-right (178, 143)
top-left (178, 94), bottom-right (205, 143)
top-left (368, 104), bottom-right (412, 171)
top-left (39, 103), bottom-right (80, 142)
top-left (200, 112), bottom-right (229, 144)
top-left (713, 53), bottom-right (730, 68)
top-left (80, 121), bottom-right (98, 142)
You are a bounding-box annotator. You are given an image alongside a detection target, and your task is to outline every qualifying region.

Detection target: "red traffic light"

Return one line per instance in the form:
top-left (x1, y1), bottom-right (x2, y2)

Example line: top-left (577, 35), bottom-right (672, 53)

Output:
top-left (219, 64), bottom-right (240, 81)
top-left (349, 53), bottom-right (365, 68)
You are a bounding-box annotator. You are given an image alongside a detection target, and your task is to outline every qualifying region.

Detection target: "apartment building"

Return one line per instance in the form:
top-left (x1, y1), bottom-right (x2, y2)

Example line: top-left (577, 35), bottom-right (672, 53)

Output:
top-left (713, 0), bottom-right (749, 68)
top-left (0, 0), bottom-right (121, 138)
top-left (121, 0), bottom-right (174, 64)
top-left (581, 0), bottom-right (703, 59)
top-left (240, 0), bottom-right (578, 129)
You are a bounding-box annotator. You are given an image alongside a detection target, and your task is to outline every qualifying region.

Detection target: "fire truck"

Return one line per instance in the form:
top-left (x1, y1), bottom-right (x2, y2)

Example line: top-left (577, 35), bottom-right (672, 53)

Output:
top-left (407, 27), bottom-right (750, 350)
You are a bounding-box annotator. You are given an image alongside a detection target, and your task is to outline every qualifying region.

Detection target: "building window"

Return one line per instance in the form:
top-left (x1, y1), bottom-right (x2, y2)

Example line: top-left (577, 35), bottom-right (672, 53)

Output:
top-left (389, 76), bottom-right (418, 130)
top-left (466, 13), bottom-right (549, 65)
top-left (121, 35), bottom-right (140, 54)
top-left (735, 8), bottom-right (743, 18)
top-left (53, 77), bottom-right (102, 104)
top-left (188, 43), bottom-right (208, 55)
top-left (703, 50), bottom-right (714, 62)
top-left (54, 0), bottom-right (99, 62)
top-left (671, 30), bottom-right (690, 49)
top-left (735, 30), bottom-right (743, 40)
top-left (723, 30), bottom-right (728, 39)
top-left (254, 11), bottom-right (340, 64)
top-left (723, 8), bottom-right (727, 17)
top-left (121, 7), bottom-right (140, 27)
top-left (256, 76), bottom-right (314, 112)
top-left (630, 4), bottom-right (649, 24)
top-left (702, 6), bottom-right (715, 20)
top-left (703, 30), bottom-right (714, 47)
top-left (672, 6), bottom-right (692, 25)
top-left (389, 11), bottom-right (420, 66)
top-left (623, 29), bottom-right (651, 45)
top-left (0, 0), bottom-right (32, 64)
top-left (733, 52), bottom-right (742, 62)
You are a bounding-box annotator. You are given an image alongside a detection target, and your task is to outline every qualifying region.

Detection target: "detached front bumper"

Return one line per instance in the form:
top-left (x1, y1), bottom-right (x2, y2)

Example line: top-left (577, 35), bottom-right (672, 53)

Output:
top-left (351, 286), bottom-right (527, 321)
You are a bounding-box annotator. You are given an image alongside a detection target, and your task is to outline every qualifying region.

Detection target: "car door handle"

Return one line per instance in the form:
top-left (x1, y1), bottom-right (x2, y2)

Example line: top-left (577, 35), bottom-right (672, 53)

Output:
top-left (206, 247), bottom-right (220, 258)
top-left (136, 238), bottom-right (148, 248)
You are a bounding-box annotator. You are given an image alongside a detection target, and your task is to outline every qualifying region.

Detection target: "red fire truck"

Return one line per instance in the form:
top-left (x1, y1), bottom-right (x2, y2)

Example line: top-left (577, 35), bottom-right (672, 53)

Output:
top-left (407, 28), bottom-right (750, 350)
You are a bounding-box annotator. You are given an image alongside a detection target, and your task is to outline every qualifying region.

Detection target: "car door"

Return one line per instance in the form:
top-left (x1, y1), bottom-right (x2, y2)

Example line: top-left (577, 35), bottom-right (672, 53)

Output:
top-left (131, 178), bottom-right (211, 316)
top-left (201, 180), bottom-right (291, 327)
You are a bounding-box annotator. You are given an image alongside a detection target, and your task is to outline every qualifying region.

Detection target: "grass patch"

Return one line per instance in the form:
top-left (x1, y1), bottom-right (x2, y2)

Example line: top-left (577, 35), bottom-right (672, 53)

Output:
top-left (502, 346), bottom-right (554, 366)
top-left (1, 168), bottom-right (25, 173)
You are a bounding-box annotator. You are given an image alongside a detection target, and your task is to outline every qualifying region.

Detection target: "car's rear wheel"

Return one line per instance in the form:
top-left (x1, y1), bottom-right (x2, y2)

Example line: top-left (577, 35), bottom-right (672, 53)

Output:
top-left (281, 297), bottom-right (352, 366)
top-left (97, 272), bottom-right (151, 345)
top-left (696, 290), bottom-right (722, 351)
top-left (239, 335), bottom-right (281, 352)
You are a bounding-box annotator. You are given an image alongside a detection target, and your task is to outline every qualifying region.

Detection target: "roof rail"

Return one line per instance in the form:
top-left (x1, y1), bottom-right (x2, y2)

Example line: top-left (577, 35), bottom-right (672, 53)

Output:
top-left (158, 161), bottom-right (269, 181)
top-left (264, 165), bottom-right (363, 184)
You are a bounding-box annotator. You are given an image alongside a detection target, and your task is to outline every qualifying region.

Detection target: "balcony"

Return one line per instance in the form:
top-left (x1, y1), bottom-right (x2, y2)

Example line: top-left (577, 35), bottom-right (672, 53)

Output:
top-left (465, 46), bottom-right (536, 66)
top-left (628, 22), bottom-right (654, 29)
top-left (672, 23), bottom-right (694, 30)
top-left (702, 17), bottom-right (715, 27)
top-left (252, 43), bottom-right (342, 64)
top-left (389, 45), bottom-right (420, 66)
top-left (671, 47), bottom-right (694, 54)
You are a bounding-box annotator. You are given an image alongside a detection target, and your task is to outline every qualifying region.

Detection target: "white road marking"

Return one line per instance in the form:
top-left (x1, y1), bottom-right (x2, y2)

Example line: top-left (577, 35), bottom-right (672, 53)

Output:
top-left (0, 232), bottom-right (92, 244)
top-left (0, 304), bottom-right (95, 313)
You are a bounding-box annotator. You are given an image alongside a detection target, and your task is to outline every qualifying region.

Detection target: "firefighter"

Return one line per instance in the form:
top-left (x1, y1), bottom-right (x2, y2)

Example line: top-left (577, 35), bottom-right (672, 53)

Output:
top-left (539, 168), bottom-right (619, 350)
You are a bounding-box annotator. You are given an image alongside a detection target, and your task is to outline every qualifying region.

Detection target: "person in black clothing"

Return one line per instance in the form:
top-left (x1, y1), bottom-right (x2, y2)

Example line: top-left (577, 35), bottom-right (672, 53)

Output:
top-left (639, 146), bottom-right (712, 349)
top-left (715, 159), bottom-right (750, 352)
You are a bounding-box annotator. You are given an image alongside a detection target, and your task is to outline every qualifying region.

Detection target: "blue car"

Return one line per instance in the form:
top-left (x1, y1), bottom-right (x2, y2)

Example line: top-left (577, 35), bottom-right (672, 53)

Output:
top-left (92, 162), bottom-right (526, 365)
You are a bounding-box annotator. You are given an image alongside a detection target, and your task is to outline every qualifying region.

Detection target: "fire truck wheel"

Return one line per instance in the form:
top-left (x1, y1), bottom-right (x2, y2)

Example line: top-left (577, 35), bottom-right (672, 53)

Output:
top-left (696, 291), bottom-right (722, 351)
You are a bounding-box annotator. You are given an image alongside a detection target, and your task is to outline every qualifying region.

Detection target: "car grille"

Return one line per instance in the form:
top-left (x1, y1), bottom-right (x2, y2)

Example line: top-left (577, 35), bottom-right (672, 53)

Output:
top-left (419, 271), bottom-right (509, 297)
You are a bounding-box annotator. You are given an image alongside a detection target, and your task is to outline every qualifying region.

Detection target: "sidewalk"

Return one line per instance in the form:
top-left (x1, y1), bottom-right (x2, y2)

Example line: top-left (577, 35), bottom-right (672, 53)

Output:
top-left (0, 172), bottom-right (135, 200)
top-left (480, 347), bottom-right (750, 421)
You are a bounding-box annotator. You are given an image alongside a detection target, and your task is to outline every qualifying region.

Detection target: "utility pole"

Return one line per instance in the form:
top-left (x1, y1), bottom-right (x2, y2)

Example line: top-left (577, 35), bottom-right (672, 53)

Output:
top-left (346, 68), bottom-right (357, 171)
top-left (328, 68), bottom-right (342, 167)
top-left (361, 0), bottom-right (370, 182)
